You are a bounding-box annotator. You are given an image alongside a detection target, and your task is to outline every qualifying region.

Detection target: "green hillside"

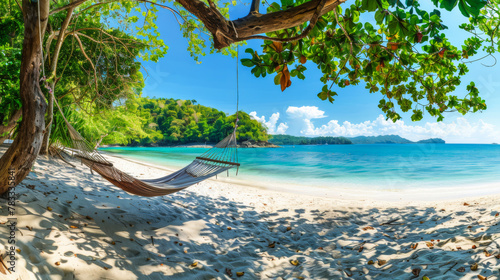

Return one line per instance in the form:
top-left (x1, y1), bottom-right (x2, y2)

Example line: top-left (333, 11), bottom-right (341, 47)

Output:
top-left (126, 98), bottom-right (269, 146)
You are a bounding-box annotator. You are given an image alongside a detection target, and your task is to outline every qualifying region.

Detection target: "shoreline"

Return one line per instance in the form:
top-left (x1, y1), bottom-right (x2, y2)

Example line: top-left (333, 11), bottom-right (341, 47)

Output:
top-left (3, 149), bottom-right (500, 279)
top-left (102, 151), bottom-right (500, 203)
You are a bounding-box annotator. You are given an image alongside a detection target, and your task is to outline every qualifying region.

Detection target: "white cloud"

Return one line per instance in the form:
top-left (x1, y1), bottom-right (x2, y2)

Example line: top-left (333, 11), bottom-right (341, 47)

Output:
top-left (249, 111), bottom-right (288, 134)
top-left (285, 106), bottom-right (500, 143)
top-left (285, 106), bottom-right (327, 135)
top-left (276, 123), bottom-right (289, 134)
top-left (286, 106), bottom-right (327, 120)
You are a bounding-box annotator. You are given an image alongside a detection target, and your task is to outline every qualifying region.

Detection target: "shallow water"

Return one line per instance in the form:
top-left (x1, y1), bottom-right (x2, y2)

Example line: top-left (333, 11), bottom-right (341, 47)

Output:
top-left (101, 144), bottom-right (500, 191)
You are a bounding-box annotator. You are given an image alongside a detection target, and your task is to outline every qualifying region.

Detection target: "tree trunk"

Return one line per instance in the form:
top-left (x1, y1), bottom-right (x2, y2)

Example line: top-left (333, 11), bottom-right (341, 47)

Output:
top-left (0, 0), bottom-right (49, 194)
top-left (40, 89), bottom-right (53, 154)
top-left (40, 8), bottom-right (73, 155)
top-left (0, 110), bottom-right (22, 144)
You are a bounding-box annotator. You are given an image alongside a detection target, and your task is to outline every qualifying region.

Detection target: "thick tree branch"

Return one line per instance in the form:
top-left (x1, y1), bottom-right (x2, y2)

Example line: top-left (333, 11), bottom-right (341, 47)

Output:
top-left (49, 8), bottom-right (74, 78)
top-left (239, 0), bottom-right (328, 42)
top-left (44, 31), bottom-right (58, 63)
top-left (176, 0), bottom-right (345, 49)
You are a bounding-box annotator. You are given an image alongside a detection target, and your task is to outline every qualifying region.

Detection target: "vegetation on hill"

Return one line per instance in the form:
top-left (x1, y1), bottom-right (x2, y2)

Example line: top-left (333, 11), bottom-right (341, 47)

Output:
top-left (417, 138), bottom-right (446, 144)
top-left (349, 135), bottom-right (414, 144)
top-left (269, 135), bottom-right (352, 145)
top-left (121, 98), bottom-right (269, 146)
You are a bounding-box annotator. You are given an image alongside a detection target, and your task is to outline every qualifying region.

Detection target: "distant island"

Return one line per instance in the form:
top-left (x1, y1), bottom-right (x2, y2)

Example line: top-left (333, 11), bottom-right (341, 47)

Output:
top-left (268, 134), bottom-right (445, 145)
top-left (416, 138), bottom-right (446, 144)
top-left (349, 135), bottom-right (446, 144)
top-left (268, 135), bottom-right (352, 145)
top-left (349, 135), bottom-right (412, 144)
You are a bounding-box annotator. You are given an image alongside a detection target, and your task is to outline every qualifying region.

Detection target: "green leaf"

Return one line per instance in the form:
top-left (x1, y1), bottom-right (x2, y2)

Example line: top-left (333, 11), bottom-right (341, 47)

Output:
top-left (274, 72), bottom-right (282, 85)
top-left (440, 0), bottom-right (459, 11)
top-left (240, 59), bottom-right (254, 67)
top-left (362, 0), bottom-right (379, 11)
top-left (458, 1), bottom-right (470, 17)
top-left (317, 91), bottom-right (328, 101)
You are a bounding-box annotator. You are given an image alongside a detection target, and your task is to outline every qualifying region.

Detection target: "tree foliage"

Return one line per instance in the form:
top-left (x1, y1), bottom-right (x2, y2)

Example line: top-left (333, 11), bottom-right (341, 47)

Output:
top-left (242, 0), bottom-right (488, 122)
top-left (0, 47), bottom-right (21, 130)
top-left (460, 0), bottom-right (500, 56)
top-left (0, 7), bottom-right (23, 138)
top-left (119, 97), bottom-right (269, 146)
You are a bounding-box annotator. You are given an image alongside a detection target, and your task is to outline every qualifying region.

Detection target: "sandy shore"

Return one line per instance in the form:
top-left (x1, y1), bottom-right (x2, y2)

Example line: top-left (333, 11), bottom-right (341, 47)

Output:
top-left (1, 150), bottom-right (500, 279)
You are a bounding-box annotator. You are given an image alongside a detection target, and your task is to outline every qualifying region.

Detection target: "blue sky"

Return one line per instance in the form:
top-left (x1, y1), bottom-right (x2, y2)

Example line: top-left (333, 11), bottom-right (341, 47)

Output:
top-left (139, 1), bottom-right (500, 144)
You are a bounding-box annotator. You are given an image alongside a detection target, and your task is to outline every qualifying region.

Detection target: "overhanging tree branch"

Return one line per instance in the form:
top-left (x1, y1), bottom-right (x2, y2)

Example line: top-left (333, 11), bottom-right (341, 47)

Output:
top-left (175, 0), bottom-right (345, 49)
top-left (236, 0), bottom-right (328, 42)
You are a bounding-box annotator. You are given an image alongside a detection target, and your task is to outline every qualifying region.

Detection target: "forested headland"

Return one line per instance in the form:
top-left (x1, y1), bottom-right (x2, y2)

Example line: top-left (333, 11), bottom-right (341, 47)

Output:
top-left (109, 97), bottom-right (269, 147)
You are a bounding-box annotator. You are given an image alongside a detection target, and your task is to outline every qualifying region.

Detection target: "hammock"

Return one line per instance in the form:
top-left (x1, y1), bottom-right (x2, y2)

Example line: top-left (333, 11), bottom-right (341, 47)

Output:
top-left (60, 118), bottom-right (239, 197)
top-left (52, 47), bottom-right (243, 197)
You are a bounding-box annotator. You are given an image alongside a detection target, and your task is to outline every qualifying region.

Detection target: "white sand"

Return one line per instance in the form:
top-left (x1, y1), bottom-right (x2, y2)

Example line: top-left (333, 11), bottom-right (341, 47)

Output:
top-left (1, 149), bottom-right (500, 279)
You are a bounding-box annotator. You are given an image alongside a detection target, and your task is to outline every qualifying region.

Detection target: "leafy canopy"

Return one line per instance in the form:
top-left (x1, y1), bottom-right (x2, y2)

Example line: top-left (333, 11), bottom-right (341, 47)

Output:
top-left (242, 0), bottom-right (488, 122)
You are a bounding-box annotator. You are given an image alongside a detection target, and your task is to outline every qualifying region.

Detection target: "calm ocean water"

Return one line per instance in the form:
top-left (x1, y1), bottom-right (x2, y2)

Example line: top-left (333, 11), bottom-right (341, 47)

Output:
top-left (101, 144), bottom-right (500, 191)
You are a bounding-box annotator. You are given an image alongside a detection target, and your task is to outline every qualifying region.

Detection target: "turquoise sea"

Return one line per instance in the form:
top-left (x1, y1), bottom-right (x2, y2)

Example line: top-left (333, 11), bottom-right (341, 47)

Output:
top-left (101, 144), bottom-right (500, 191)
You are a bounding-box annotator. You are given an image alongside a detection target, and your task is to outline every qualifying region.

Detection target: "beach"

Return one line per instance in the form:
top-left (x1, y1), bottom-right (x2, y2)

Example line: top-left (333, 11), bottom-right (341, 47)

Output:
top-left (2, 149), bottom-right (500, 279)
